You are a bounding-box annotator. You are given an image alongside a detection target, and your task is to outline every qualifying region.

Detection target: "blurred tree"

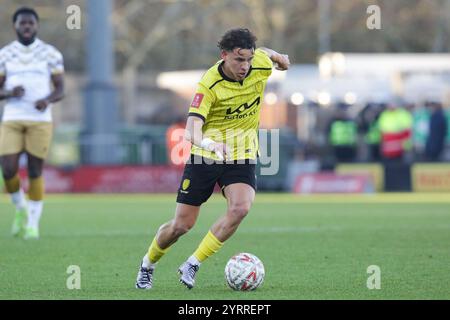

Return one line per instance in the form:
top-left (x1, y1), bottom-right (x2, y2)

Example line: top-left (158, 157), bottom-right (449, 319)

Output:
top-left (0, 0), bottom-right (448, 73)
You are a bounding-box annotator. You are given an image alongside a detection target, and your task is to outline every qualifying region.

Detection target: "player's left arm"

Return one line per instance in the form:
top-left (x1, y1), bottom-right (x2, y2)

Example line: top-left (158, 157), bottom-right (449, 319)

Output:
top-left (259, 47), bottom-right (290, 71)
top-left (35, 73), bottom-right (65, 111)
top-left (36, 48), bottom-right (66, 111)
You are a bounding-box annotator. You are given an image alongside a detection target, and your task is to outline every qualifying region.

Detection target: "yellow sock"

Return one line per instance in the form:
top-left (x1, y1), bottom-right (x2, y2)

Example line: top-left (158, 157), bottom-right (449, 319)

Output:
top-left (5, 175), bottom-right (21, 194)
top-left (193, 230), bottom-right (224, 263)
top-left (29, 176), bottom-right (44, 201)
top-left (148, 237), bottom-right (170, 264)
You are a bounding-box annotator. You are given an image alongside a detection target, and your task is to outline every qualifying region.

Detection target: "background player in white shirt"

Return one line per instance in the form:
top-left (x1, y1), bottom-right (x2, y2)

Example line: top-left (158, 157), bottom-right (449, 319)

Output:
top-left (0, 7), bottom-right (65, 240)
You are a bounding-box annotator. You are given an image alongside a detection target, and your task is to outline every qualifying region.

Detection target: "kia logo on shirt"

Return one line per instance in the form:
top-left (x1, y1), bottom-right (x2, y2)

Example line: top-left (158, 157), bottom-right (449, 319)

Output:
top-left (226, 97), bottom-right (260, 115)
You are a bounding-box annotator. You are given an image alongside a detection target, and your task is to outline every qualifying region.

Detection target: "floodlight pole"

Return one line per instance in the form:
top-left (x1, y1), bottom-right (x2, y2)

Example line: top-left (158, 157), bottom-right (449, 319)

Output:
top-left (318, 0), bottom-right (331, 55)
top-left (82, 0), bottom-right (120, 164)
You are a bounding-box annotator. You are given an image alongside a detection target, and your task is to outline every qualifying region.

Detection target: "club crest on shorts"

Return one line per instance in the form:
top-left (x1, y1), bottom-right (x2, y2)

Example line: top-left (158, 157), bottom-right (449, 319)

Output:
top-left (182, 179), bottom-right (191, 191)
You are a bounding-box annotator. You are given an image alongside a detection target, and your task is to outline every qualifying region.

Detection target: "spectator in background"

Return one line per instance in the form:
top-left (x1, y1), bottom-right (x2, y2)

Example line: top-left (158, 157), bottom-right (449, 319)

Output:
top-left (412, 101), bottom-right (431, 157)
top-left (357, 102), bottom-right (385, 162)
top-left (425, 102), bottom-right (448, 162)
top-left (378, 98), bottom-right (413, 161)
top-left (326, 103), bottom-right (357, 162)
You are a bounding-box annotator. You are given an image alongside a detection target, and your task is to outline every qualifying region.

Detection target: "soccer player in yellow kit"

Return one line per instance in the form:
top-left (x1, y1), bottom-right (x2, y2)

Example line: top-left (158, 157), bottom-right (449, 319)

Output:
top-left (136, 28), bottom-right (289, 289)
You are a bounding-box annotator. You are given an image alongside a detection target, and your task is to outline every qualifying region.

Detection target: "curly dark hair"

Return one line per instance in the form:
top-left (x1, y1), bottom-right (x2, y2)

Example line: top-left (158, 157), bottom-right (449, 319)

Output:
top-left (218, 28), bottom-right (257, 52)
top-left (13, 7), bottom-right (39, 23)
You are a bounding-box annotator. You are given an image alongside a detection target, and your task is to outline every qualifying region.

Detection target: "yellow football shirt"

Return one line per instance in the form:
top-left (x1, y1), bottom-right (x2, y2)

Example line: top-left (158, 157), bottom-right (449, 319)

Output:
top-left (188, 48), bottom-right (273, 161)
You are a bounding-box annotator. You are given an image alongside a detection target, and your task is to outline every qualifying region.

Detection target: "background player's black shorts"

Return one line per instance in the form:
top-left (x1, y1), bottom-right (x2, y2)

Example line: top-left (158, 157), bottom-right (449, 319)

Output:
top-left (176, 155), bottom-right (257, 206)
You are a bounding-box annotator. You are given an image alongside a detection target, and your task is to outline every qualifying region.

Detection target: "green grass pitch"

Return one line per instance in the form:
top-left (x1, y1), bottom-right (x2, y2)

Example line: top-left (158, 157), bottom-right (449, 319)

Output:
top-left (0, 193), bottom-right (449, 300)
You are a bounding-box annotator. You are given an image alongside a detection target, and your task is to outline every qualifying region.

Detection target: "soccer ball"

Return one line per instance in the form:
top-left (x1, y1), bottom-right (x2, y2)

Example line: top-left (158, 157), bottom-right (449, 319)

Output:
top-left (224, 253), bottom-right (265, 291)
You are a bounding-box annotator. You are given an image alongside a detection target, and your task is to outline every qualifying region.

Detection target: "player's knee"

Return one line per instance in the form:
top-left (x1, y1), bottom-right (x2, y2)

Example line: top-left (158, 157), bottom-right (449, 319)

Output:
top-left (28, 170), bottom-right (42, 179)
top-left (27, 164), bottom-right (43, 179)
top-left (27, 155), bottom-right (44, 179)
top-left (2, 169), bottom-right (17, 180)
top-left (228, 202), bottom-right (251, 221)
top-left (0, 163), bottom-right (18, 180)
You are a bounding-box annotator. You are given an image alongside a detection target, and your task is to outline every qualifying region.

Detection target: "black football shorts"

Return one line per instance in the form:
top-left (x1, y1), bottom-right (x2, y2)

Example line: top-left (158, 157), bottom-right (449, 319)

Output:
top-left (176, 155), bottom-right (257, 206)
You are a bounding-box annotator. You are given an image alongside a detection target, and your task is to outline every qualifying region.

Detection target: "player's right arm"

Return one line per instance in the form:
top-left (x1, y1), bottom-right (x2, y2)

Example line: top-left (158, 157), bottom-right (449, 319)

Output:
top-left (0, 50), bottom-right (25, 100)
top-left (184, 116), bottom-right (229, 161)
top-left (184, 83), bottom-right (229, 160)
top-left (0, 75), bottom-right (25, 100)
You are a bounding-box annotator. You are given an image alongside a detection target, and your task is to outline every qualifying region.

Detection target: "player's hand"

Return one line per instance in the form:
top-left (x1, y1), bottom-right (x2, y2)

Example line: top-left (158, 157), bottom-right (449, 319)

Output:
top-left (211, 142), bottom-right (230, 161)
top-left (275, 54), bottom-right (290, 71)
top-left (201, 138), bottom-right (230, 161)
top-left (10, 86), bottom-right (25, 98)
top-left (35, 99), bottom-right (50, 112)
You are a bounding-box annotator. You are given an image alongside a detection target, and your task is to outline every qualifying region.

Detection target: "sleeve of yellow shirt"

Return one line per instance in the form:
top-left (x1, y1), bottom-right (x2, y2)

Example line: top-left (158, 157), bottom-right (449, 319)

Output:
top-left (188, 83), bottom-right (216, 122)
top-left (252, 48), bottom-right (274, 78)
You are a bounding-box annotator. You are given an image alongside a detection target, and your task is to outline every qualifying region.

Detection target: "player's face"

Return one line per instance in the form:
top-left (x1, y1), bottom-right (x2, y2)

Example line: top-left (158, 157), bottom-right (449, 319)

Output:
top-left (222, 48), bottom-right (255, 81)
top-left (14, 14), bottom-right (38, 44)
